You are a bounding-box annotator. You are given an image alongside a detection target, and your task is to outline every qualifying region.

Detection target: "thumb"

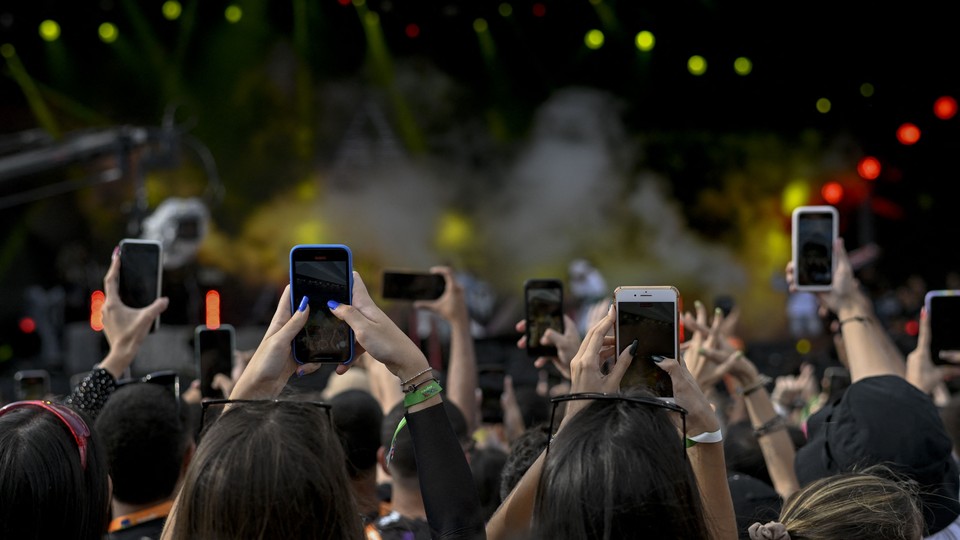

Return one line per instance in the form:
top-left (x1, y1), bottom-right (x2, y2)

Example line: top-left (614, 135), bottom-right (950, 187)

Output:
top-left (271, 303), bottom-right (310, 344)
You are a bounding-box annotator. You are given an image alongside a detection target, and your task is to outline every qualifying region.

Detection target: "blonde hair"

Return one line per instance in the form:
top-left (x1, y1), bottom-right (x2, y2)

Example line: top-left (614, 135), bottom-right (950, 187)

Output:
top-left (779, 465), bottom-right (924, 540)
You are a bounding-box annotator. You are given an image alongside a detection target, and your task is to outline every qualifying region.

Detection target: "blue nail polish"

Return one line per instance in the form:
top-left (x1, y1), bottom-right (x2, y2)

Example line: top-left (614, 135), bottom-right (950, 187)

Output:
top-left (296, 368), bottom-right (305, 378)
top-left (298, 296), bottom-right (309, 312)
top-left (651, 355), bottom-right (665, 363)
top-left (327, 299), bottom-right (340, 310)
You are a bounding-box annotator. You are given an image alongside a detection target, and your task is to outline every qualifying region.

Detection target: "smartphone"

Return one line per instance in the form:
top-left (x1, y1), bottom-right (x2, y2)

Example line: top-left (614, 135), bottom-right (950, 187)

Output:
top-left (791, 206), bottom-right (838, 292)
top-left (14, 369), bottom-right (50, 400)
top-left (118, 238), bottom-right (163, 331)
top-left (615, 286), bottom-right (678, 400)
top-left (478, 364), bottom-right (505, 424)
top-left (524, 279), bottom-right (565, 357)
top-left (381, 270), bottom-right (446, 301)
top-left (926, 290), bottom-right (960, 366)
top-left (289, 244), bottom-right (354, 364)
top-left (195, 324), bottom-right (236, 399)
top-left (823, 366), bottom-right (851, 402)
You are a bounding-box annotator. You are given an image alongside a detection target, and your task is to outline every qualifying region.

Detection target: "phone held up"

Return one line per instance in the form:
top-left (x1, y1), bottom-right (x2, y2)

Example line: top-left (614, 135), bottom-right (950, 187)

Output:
top-left (289, 244), bottom-right (354, 364)
top-left (118, 238), bottom-right (163, 331)
top-left (524, 279), bottom-right (565, 357)
top-left (615, 286), bottom-right (678, 401)
top-left (14, 369), bottom-right (50, 400)
top-left (925, 290), bottom-right (960, 366)
top-left (195, 324), bottom-right (236, 399)
top-left (381, 270), bottom-right (446, 301)
top-left (791, 205), bottom-right (838, 292)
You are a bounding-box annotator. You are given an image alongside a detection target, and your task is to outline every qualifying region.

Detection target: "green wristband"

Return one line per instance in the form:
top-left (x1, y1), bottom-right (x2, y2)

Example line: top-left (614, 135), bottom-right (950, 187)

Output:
top-left (403, 379), bottom-right (442, 408)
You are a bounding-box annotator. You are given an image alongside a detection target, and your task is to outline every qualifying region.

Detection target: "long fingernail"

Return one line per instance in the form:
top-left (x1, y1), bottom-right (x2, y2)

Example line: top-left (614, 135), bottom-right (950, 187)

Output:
top-left (296, 368), bottom-right (305, 378)
top-left (112, 246), bottom-right (119, 259)
top-left (298, 296), bottom-right (309, 312)
top-left (715, 307), bottom-right (722, 315)
top-left (651, 355), bottom-right (665, 363)
top-left (327, 299), bottom-right (340, 310)
top-left (629, 339), bottom-right (638, 357)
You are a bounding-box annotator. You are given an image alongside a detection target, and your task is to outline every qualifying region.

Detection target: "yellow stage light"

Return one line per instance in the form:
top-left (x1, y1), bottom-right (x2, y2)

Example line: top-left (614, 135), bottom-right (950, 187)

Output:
top-left (733, 56), bottom-right (752, 75)
top-left (39, 20), bottom-right (60, 42)
top-left (585, 29), bottom-right (604, 49)
top-left (98, 22), bottom-right (118, 43)
top-left (687, 55), bottom-right (707, 76)
top-left (162, 1), bottom-right (182, 20)
top-left (635, 31), bottom-right (654, 51)
top-left (225, 5), bottom-right (243, 23)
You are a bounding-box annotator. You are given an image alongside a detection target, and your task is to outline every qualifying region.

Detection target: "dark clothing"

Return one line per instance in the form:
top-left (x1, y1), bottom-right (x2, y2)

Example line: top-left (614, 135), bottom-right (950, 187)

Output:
top-left (365, 511), bottom-right (432, 540)
top-left (65, 367), bottom-right (116, 420)
top-left (108, 517), bottom-right (165, 540)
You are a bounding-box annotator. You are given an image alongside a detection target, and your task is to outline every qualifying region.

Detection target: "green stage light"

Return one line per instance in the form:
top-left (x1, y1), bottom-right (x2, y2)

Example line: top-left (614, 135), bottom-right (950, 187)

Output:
top-left (162, 1), bottom-right (182, 20)
top-left (635, 30), bottom-right (655, 51)
top-left (687, 55), bottom-right (707, 75)
top-left (860, 82), bottom-right (874, 97)
top-left (733, 56), bottom-right (752, 75)
top-left (99, 22), bottom-right (118, 43)
top-left (499, 3), bottom-right (512, 17)
top-left (474, 18), bottom-right (488, 33)
top-left (39, 20), bottom-right (60, 42)
top-left (1, 43), bottom-right (14, 58)
top-left (585, 29), bottom-right (604, 49)
top-left (225, 5), bottom-right (243, 23)
top-left (816, 98), bottom-right (831, 113)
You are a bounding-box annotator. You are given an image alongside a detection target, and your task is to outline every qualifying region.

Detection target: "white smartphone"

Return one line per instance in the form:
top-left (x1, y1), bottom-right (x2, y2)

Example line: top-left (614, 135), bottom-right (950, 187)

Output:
top-left (118, 238), bottom-right (163, 331)
top-left (614, 286), bottom-right (679, 400)
top-left (791, 205), bottom-right (839, 292)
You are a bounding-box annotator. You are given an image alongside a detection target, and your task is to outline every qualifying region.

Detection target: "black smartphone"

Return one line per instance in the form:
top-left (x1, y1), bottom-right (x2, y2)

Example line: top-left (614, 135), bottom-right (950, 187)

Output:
top-left (614, 286), bottom-right (678, 400)
top-left (381, 270), bottom-right (446, 301)
top-left (195, 324), bottom-right (236, 399)
top-left (289, 244), bottom-right (354, 364)
top-left (118, 238), bottom-right (163, 331)
top-left (524, 279), bottom-right (564, 357)
top-left (823, 366), bottom-right (850, 402)
top-left (926, 290), bottom-right (960, 366)
top-left (478, 364), bottom-right (505, 424)
top-left (14, 369), bottom-right (50, 400)
top-left (791, 206), bottom-right (838, 292)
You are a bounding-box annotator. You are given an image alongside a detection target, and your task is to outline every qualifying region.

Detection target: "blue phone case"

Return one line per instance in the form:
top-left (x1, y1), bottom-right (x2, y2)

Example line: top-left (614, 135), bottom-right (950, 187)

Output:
top-left (289, 244), bottom-right (354, 364)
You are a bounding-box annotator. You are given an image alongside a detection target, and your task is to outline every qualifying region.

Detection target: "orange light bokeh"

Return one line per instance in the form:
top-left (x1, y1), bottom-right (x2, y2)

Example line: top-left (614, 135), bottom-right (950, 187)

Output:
top-left (857, 156), bottom-right (881, 181)
top-left (821, 181), bottom-right (844, 204)
top-left (897, 122), bottom-right (921, 145)
top-left (934, 96), bottom-right (958, 120)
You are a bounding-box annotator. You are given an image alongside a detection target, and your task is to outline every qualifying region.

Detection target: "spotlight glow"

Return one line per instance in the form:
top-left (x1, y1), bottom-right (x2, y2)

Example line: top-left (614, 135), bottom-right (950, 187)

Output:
top-left (634, 30), bottom-right (655, 51)
top-left (98, 22), bottom-right (118, 43)
top-left (857, 156), bottom-right (881, 181)
top-left (162, 1), bottom-right (182, 20)
top-left (0, 44), bottom-right (14, 58)
top-left (687, 55), bottom-right (707, 76)
top-left (897, 123), bottom-right (921, 145)
top-left (225, 5), bottom-right (242, 23)
top-left (733, 56), bottom-right (752, 75)
top-left (860, 82), bottom-right (874, 97)
top-left (473, 18), bottom-right (488, 33)
top-left (39, 20), bottom-right (60, 42)
top-left (816, 98), bottom-right (831, 113)
top-left (934, 96), bottom-right (958, 120)
top-left (405, 23), bottom-right (420, 38)
top-left (585, 29), bottom-right (604, 49)
top-left (532, 3), bottom-right (546, 17)
top-left (499, 3), bottom-right (512, 17)
top-left (821, 181), bottom-right (844, 205)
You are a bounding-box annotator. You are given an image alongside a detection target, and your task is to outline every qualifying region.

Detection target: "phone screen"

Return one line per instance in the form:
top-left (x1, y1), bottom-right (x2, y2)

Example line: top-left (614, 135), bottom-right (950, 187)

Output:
top-left (119, 240), bottom-right (162, 308)
top-left (928, 291), bottom-right (960, 366)
top-left (795, 211), bottom-right (835, 288)
top-left (196, 326), bottom-right (235, 399)
top-left (617, 299), bottom-right (676, 398)
top-left (290, 245), bottom-right (353, 364)
top-left (382, 271), bottom-right (445, 301)
top-left (525, 280), bottom-right (564, 357)
top-left (15, 371), bottom-right (50, 400)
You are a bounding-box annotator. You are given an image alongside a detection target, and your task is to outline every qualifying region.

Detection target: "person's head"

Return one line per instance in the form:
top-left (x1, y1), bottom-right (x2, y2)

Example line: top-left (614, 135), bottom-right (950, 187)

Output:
top-left (0, 401), bottom-right (110, 540)
top-left (380, 399), bottom-right (469, 482)
top-left (500, 422), bottom-right (551, 501)
top-left (470, 446), bottom-right (508, 522)
top-left (94, 383), bottom-right (192, 506)
top-left (724, 420), bottom-right (772, 484)
top-left (330, 389), bottom-right (383, 479)
top-left (169, 400), bottom-right (361, 540)
top-left (939, 392), bottom-right (960, 458)
top-left (770, 465), bottom-right (924, 540)
top-left (531, 389), bottom-right (709, 539)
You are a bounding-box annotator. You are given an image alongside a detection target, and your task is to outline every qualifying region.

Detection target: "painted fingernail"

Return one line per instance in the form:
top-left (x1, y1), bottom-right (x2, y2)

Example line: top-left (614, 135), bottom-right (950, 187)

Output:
top-left (112, 246), bottom-right (119, 259)
top-left (298, 296), bottom-right (309, 312)
top-left (694, 300), bottom-right (702, 308)
top-left (651, 355), bottom-right (666, 363)
top-left (296, 368), bottom-right (305, 378)
top-left (715, 307), bottom-right (722, 315)
top-left (629, 339), bottom-right (639, 357)
top-left (327, 299), bottom-right (340, 310)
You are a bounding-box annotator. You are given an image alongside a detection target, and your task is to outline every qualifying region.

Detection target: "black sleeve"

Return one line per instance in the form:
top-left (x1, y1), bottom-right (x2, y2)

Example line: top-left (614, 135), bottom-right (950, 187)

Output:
top-left (406, 402), bottom-right (486, 540)
top-left (63, 367), bottom-right (116, 420)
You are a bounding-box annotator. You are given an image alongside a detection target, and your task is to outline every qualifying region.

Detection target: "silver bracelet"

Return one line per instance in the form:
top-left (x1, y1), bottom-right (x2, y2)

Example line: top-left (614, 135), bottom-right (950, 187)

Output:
top-left (399, 366), bottom-right (433, 387)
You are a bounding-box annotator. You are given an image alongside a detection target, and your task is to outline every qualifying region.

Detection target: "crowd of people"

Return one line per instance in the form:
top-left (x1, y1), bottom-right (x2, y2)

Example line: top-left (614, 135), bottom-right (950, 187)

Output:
top-left (2, 236), bottom-right (960, 540)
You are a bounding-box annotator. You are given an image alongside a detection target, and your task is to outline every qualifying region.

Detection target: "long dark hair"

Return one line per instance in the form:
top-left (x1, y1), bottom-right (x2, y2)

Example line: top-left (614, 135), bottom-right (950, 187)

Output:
top-left (532, 390), bottom-right (709, 539)
top-left (0, 404), bottom-right (110, 540)
top-left (169, 400), bottom-right (362, 540)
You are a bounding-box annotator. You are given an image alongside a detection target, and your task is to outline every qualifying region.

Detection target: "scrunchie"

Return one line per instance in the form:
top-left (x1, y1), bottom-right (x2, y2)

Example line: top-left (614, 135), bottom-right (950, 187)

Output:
top-left (748, 521), bottom-right (791, 540)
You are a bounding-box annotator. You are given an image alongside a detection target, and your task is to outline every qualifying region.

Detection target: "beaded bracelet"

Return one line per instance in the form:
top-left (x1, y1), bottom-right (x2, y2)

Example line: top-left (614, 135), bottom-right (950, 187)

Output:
top-left (753, 415), bottom-right (787, 437)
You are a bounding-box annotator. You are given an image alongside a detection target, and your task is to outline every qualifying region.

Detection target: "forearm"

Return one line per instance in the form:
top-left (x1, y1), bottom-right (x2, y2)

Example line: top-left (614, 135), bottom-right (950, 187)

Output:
top-left (689, 443), bottom-right (738, 540)
top-left (744, 389), bottom-right (799, 499)
top-left (444, 313), bottom-right (480, 434)
top-left (836, 303), bottom-right (902, 382)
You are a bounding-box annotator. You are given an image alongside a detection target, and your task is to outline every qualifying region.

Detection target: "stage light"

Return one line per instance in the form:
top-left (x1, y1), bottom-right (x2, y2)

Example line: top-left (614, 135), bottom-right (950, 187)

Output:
top-left (733, 56), bottom-right (752, 75)
top-left (781, 179), bottom-right (810, 214)
top-left (687, 55), bottom-right (707, 76)
top-left (816, 98), bottom-right (831, 113)
top-left (225, 5), bottom-right (243, 23)
top-left (585, 29), bottom-right (604, 49)
top-left (338, 0), bottom-right (351, 5)
top-left (532, 3), bottom-right (546, 17)
top-left (436, 211), bottom-right (472, 251)
top-left (18, 317), bottom-right (36, 334)
top-left (821, 181), bottom-right (843, 204)
top-left (366, 11), bottom-right (379, 24)
top-left (796, 339), bottom-right (811, 355)
top-left (90, 290), bottom-right (105, 332)
top-left (905, 319), bottom-right (919, 336)
top-left (206, 290), bottom-right (221, 330)
top-left (857, 156), bottom-right (881, 180)
top-left (499, 3), bottom-right (512, 17)
top-left (98, 22), bottom-right (118, 43)
top-left (0, 344), bottom-right (11, 362)
top-left (405, 23), bottom-right (420, 38)
top-left (1, 43), bottom-right (14, 58)
top-left (39, 20), bottom-right (60, 42)
top-left (162, 1), bottom-right (182, 20)
top-left (635, 30), bottom-right (654, 51)
top-left (860, 83), bottom-right (874, 97)
top-left (934, 96), bottom-right (957, 120)
top-left (473, 18), bottom-right (488, 33)
top-left (897, 122), bottom-right (920, 145)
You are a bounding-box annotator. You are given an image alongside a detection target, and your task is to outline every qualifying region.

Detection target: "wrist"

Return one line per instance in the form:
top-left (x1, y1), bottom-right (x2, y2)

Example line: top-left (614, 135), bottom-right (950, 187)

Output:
top-left (99, 350), bottom-right (134, 379)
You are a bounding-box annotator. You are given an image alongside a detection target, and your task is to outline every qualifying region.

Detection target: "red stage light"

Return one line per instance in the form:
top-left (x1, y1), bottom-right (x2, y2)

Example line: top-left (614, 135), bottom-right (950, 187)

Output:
top-left (821, 181), bottom-right (843, 204)
top-left (337, 0), bottom-right (350, 5)
top-left (905, 319), bottom-right (919, 337)
top-left (934, 96), bottom-right (958, 120)
top-left (18, 317), bottom-right (36, 334)
top-left (897, 122), bottom-right (921, 145)
top-left (90, 290), bottom-right (105, 332)
top-left (405, 23), bottom-right (420, 38)
top-left (206, 290), bottom-right (221, 330)
top-left (857, 156), bottom-right (881, 181)
top-left (532, 3), bottom-right (546, 17)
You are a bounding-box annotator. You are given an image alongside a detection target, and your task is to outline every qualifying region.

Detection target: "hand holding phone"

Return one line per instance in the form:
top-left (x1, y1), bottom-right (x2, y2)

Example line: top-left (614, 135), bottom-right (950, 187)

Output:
top-left (926, 290), bottom-right (960, 366)
top-left (791, 206), bottom-right (838, 292)
top-left (118, 238), bottom-right (163, 331)
top-left (382, 270), bottom-right (446, 301)
top-left (615, 286), bottom-right (678, 400)
top-left (195, 324), bottom-right (236, 399)
top-left (289, 244), bottom-right (354, 364)
top-left (524, 279), bottom-right (565, 357)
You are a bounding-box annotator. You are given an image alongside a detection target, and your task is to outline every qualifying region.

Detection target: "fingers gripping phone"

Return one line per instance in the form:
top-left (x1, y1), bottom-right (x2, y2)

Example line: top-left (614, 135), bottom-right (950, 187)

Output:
top-left (926, 290), bottom-right (960, 366)
top-left (15, 369), bottom-right (50, 400)
top-left (615, 286), bottom-right (678, 400)
top-left (195, 324), bottom-right (236, 399)
top-left (381, 270), bottom-right (446, 301)
top-left (118, 238), bottom-right (163, 331)
top-left (791, 206), bottom-right (839, 292)
top-left (289, 244), bottom-right (354, 364)
top-left (524, 279), bottom-right (565, 357)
